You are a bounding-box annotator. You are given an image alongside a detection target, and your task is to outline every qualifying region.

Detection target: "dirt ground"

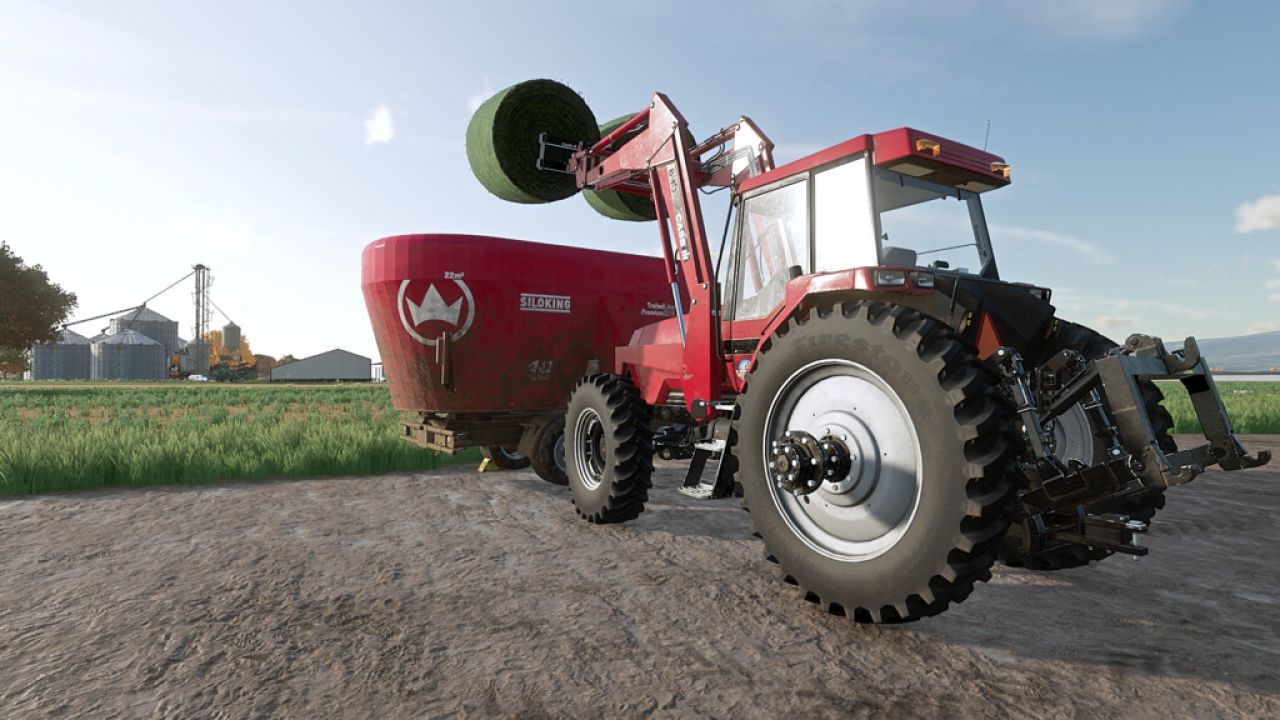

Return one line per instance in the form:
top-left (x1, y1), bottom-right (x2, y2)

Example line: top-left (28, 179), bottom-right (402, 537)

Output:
top-left (1, 435), bottom-right (1277, 719)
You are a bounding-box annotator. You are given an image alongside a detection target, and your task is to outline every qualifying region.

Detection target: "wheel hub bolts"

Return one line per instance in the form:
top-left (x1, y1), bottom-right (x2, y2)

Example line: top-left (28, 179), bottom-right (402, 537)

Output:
top-left (769, 430), bottom-right (853, 496)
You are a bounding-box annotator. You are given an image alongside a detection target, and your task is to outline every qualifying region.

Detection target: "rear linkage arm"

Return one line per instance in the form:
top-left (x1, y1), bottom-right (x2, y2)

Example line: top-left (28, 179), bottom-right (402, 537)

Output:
top-left (1042, 335), bottom-right (1270, 489)
top-left (989, 336), bottom-right (1271, 558)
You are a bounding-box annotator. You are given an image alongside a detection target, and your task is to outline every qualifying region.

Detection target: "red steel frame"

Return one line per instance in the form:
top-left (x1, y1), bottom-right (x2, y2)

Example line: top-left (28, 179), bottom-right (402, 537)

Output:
top-left (566, 94), bottom-right (1010, 418)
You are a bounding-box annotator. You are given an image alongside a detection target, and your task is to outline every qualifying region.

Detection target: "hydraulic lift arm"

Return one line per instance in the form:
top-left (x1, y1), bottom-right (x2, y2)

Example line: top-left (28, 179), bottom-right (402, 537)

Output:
top-left (562, 93), bottom-right (775, 417)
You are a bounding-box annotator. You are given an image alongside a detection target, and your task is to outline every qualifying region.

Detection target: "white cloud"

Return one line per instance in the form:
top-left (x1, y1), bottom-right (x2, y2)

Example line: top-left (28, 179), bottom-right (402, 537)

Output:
top-left (1248, 322), bottom-right (1280, 334)
top-left (1007, 0), bottom-right (1189, 42)
top-left (1095, 314), bottom-right (1137, 330)
top-left (363, 104), bottom-right (395, 145)
top-left (990, 224), bottom-right (1114, 264)
top-left (466, 78), bottom-right (496, 114)
top-left (1235, 195), bottom-right (1280, 233)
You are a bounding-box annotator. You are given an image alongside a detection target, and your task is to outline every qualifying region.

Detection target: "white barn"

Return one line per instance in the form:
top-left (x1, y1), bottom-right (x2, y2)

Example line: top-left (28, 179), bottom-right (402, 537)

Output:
top-left (270, 349), bottom-right (372, 382)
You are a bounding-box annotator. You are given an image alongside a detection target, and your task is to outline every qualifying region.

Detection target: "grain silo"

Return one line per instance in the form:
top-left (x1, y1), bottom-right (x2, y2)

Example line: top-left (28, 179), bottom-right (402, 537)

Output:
top-left (180, 340), bottom-right (210, 375)
top-left (30, 328), bottom-right (92, 380)
top-left (91, 329), bottom-right (167, 380)
top-left (222, 322), bottom-right (241, 351)
top-left (109, 307), bottom-right (180, 354)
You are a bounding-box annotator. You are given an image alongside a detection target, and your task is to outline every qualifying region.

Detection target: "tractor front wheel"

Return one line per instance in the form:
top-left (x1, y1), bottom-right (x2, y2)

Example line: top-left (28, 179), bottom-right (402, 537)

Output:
top-left (735, 301), bottom-right (1017, 623)
top-left (565, 374), bottom-right (654, 523)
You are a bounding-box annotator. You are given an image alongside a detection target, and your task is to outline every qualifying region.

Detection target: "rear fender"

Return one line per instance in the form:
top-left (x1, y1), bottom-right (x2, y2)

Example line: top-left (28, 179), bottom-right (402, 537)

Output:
top-left (751, 267), bottom-right (936, 356)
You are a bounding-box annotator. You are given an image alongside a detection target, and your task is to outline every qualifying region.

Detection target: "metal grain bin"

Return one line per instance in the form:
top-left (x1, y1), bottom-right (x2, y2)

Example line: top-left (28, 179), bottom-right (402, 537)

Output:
top-left (183, 340), bottom-right (210, 375)
top-left (91, 329), bottom-right (167, 380)
top-left (30, 328), bottom-right (92, 380)
top-left (222, 322), bottom-right (241, 351)
top-left (109, 307), bottom-right (181, 355)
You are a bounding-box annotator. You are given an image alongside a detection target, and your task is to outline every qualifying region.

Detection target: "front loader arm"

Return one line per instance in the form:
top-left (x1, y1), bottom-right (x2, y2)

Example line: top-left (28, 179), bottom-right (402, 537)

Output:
top-left (566, 94), bottom-right (775, 417)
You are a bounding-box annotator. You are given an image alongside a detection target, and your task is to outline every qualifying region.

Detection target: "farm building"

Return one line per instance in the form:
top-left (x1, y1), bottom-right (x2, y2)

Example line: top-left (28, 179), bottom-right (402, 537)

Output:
top-left (90, 329), bottom-right (168, 381)
top-left (108, 307), bottom-right (182, 355)
top-left (30, 328), bottom-right (92, 380)
top-left (270, 349), bottom-right (371, 382)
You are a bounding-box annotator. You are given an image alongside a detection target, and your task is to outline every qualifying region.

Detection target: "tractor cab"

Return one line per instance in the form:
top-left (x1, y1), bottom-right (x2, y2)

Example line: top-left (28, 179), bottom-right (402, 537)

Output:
top-left (723, 130), bottom-right (1007, 323)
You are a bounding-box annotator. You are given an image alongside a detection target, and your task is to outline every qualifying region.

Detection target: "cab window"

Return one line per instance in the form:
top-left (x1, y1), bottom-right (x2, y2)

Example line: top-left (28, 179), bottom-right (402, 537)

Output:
top-left (730, 179), bottom-right (809, 320)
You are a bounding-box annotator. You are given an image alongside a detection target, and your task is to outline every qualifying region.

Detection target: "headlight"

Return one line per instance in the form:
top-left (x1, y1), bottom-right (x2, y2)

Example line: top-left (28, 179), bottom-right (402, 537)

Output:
top-left (911, 271), bottom-right (935, 288)
top-left (874, 269), bottom-right (907, 287)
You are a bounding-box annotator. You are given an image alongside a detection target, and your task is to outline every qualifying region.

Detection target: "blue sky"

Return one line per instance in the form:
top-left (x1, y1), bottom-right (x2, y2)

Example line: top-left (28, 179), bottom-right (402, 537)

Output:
top-left (2, 0), bottom-right (1278, 362)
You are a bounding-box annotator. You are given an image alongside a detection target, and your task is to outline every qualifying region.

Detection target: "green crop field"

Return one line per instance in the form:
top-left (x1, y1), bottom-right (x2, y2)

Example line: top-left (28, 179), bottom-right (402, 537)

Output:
top-left (0, 383), bottom-right (478, 497)
top-left (0, 380), bottom-right (1273, 498)
top-left (1157, 381), bottom-right (1280, 435)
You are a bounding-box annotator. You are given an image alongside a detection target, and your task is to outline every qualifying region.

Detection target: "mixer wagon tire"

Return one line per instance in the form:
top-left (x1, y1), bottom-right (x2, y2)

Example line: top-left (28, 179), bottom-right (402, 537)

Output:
top-left (582, 115), bottom-right (658, 222)
top-left (565, 374), bottom-right (654, 523)
top-left (465, 79), bottom-right (600, 204)
top-left (481, 446), bottom-right (530, 470)
top-left (999, 321), bottom-right (1175, 570)
top-left (529, 415), bottom-right (569, 486)
top-left (734, 301), bottom-right (1018, 623)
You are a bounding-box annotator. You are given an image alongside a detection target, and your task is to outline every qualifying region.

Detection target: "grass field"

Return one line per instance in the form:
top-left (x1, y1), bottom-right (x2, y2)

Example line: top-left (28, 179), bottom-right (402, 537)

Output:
top-left (1157, 381), bottom-right (1280, 434)
top-left (0, 383), bottom-right (478, 496)
top-left (0, 381), bottom-right (1273, 497)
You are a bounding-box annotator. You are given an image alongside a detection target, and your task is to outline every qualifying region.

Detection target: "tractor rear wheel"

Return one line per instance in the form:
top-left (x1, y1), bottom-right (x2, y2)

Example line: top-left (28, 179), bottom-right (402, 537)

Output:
top-left (998, 320), bottom-right (1176, 570)
top-left (481, 445), bottom-right (530, 470)
top-left (735, 301), bottom-right (1017, 623)
top-left (565, 374), bottom-right (654, 523)
top-left (529, 414), bottom-right (569, 486)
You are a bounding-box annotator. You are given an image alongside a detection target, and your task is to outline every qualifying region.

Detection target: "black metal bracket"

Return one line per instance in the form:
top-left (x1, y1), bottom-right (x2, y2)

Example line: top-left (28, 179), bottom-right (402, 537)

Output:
top-left (536, 133), bottom-right (579, 175)
top-left (1050, 334), bottom-right (1270, 489)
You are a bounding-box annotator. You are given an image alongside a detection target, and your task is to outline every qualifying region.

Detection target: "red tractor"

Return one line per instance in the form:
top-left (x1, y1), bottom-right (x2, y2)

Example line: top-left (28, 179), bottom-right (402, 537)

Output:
top-left (363, 80), bottom-right (1269, 623)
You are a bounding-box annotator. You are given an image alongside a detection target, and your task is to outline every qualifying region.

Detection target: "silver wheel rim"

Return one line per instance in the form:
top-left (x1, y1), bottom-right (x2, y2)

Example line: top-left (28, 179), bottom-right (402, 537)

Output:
top-left (763, 359), bottom-right (922, 563)
top-left (499, 447), bottom-right (525, 463)
top-left (572, 408), bottom-right (606, 490)
top-left (1045, 403), bottom-right (1094, 466)
top-left (553, 432), bottom-right (567, 474)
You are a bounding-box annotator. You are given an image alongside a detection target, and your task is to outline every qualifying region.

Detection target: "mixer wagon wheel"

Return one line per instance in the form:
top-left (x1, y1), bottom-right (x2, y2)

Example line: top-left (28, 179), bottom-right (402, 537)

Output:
top-left (481, 445), bottom-right (531, 470)
top-left (529, 414), bottom-right (569, 486)
top-left (565, 374), bottom-right (654, 523)
top-left (465, 79), bottom-right (600, 204)
top-left (733, 301), bottom-right (1018, 623)
top-left (998, 320), bottom-right (1175, 570)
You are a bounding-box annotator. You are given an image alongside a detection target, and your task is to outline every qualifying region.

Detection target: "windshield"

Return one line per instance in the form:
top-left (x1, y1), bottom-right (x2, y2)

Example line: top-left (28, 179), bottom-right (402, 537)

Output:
top-left (873, 168), bottom-right (996, 277)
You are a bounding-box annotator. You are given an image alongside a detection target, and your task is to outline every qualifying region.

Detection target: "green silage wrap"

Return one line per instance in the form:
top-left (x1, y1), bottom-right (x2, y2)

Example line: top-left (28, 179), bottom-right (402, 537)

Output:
top-left (465, 79), bottom-right (600, 204)
top-left (582, 114), bottom-right (659, 222)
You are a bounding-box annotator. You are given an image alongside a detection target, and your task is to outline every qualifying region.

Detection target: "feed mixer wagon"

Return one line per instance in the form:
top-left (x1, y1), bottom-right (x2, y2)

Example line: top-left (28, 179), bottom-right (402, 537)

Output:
top-left (363, 80), bottom-right (1269, 623)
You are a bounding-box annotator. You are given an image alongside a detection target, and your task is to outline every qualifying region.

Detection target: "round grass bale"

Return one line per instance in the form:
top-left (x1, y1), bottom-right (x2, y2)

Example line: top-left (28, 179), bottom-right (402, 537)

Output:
top-left (465, 79), bottom-right (600, 204)
top-left (582, 114), bottom-right (659, 222)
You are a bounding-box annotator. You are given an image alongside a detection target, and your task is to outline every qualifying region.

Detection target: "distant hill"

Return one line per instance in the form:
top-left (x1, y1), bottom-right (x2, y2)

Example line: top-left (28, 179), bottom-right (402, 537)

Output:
top-left (1169, 331), bottom-right (1280, 373)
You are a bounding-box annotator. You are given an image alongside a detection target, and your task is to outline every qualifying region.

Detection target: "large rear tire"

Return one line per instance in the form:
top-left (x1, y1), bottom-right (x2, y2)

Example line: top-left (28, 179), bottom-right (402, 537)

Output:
top-left (998, 320), bottom-right (1175, 570)
top-left (735, 302), bottom-right (1017, 623)
top-left (566, 374), bottom-right (654, 523)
